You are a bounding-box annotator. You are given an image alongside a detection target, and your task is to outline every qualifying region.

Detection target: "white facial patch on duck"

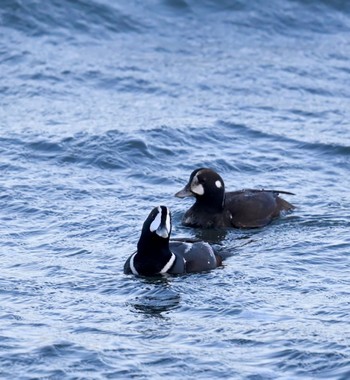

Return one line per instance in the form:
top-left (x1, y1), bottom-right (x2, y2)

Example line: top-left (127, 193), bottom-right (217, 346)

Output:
top-left (150, 207), bottom-right (162, 233)
top-left (150, 206), bottom-right (171, 238)
top-left (191, 174), bottom-right (204, 196)
top-left (215, 180), bottom-right (222, 189)
top-left (191, 183), bottom-right (204, 195)
top-left (165, 209), bottom-right (171, 234)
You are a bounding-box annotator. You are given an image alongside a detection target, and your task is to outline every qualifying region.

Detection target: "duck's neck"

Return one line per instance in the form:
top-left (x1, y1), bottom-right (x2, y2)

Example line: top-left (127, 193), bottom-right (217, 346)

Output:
top-left (194, 192), bottom-right (225, 213)
top-left (136, 235), bottom-right (174, 274)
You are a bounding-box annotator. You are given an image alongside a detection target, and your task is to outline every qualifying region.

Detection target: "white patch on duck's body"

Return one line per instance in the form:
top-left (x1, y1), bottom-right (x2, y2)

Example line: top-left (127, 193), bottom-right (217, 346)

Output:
top-left (159, 252), bottom-right (176, 274)
top-left (129, 253), bottom-right (138, 275)
top-left (180, 242), bottom-right (192, 254)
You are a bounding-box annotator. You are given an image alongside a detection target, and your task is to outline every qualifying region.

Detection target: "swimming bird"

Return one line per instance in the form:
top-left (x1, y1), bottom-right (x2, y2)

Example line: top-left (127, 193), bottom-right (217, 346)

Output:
top-left (175, 168), bottom-right (295, 228)
top-left (124, 205), bottom-right (222, 276)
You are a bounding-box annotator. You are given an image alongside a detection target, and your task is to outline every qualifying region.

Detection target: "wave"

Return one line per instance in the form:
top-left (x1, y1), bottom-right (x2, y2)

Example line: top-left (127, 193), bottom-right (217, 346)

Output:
top-left (219, 121), bottom-right (350, 154)
top-left (0, 0), bottom-right (143, 39)
top-left (2, 0), bottom-right (350, 42)
top-left (1, 121), bottom-right (348, 183)
top-left (160, 0), bottom-right (350, 35)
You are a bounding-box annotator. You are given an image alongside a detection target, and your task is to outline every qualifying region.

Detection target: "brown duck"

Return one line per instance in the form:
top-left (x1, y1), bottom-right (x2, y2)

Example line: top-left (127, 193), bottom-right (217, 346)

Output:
top-left (175, 168), bottom-right (295, 229)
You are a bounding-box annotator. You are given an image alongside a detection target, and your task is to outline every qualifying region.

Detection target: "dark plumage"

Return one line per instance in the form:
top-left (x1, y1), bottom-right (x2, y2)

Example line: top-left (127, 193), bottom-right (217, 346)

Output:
top-left (175, 168), bottom-right (295, 228)
top-left (124, 206), bottom-right (222, 276)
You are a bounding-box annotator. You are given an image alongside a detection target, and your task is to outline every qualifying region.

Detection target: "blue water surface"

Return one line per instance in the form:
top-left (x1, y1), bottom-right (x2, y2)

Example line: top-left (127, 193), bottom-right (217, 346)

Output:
top-left (1, 0), bottom-right (350, 379)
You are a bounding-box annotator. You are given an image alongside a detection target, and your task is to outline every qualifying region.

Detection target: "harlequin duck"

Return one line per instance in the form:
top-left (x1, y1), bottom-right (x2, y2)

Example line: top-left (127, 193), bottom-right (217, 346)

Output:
top-left (124, 205), bottom-right (222, 276)
top-left (175, 168), bottom-right (295, 229)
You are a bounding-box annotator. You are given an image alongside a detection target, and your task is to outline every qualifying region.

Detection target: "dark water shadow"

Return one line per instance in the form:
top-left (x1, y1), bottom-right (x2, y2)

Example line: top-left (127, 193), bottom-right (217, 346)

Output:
top-left (192, 227), bottom-right (229, 244)
top-left (127, 276), bottom-right (181, 319)
top-left (190, 227), bottom-right (258, 260)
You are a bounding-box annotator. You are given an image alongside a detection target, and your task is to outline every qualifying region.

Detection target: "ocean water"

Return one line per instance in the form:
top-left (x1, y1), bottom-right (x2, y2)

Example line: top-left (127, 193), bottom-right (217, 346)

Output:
top-left (1, 0), bottom-right (350, 379)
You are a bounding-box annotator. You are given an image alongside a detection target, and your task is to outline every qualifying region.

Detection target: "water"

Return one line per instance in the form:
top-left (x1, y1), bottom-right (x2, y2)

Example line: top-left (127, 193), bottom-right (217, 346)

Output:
top-left (1, 0), bottom-right (350, 378)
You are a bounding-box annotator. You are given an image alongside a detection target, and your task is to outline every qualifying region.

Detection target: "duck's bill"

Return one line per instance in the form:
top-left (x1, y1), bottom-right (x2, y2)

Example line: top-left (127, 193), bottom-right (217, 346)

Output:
top-left (175, 186), bottom-right (193, 198)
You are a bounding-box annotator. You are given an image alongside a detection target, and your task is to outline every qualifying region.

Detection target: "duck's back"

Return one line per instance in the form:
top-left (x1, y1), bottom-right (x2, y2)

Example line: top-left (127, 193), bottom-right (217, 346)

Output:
top-left (169, 240), bottom-right (221, 272)
top-left (225, 189), bottom-right (295, 228)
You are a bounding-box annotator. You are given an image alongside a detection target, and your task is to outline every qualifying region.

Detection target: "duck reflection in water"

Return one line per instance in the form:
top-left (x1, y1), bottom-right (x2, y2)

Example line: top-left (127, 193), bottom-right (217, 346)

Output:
top-left (130, 277), bottom-right (181, 317)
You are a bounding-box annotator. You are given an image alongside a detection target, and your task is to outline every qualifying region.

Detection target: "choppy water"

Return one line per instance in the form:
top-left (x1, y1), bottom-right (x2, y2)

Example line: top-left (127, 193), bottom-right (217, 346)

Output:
top-left (1, 0), bottom-right (350, 379)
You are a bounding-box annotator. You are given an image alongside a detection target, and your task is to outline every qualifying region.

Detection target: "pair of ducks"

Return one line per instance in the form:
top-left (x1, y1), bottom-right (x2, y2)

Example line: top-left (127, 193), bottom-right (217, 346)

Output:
top-left (124, 168), bottom-right (295, 276)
